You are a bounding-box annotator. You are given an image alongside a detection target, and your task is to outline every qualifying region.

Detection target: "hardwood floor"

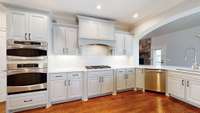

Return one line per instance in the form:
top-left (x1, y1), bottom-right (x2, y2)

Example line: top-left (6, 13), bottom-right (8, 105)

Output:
top-left (18, 91), bottom-right (200, 113)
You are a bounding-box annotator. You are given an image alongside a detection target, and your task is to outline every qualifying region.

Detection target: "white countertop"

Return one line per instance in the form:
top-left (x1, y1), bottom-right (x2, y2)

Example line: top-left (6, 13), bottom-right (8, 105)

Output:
top-left (48, 65), bottom-right (200, 75)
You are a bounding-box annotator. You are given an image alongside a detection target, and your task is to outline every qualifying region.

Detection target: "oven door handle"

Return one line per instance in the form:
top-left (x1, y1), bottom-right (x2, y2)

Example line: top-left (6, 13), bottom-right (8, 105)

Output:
top-left (7, 68), bottom-right (47, 76)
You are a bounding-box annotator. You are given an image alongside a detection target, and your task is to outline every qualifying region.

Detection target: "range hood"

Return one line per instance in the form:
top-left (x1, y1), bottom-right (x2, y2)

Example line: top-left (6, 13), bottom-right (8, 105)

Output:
top-left (79, 38), bottom-right (115, 47)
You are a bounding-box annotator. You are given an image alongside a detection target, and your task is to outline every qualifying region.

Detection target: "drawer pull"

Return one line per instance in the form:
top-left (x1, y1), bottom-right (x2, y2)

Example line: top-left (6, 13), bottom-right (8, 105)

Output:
top-left (72, 74), bottom-right (79, 76)
top-left (24, 99), bottom-right (32, 103)
top-left (55, 75), bottom-right (63, 78)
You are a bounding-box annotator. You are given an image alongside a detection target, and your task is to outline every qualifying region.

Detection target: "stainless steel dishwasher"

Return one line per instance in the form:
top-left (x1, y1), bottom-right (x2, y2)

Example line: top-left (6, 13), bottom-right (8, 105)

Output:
top-left (145, 69), bottom-right (166, 93)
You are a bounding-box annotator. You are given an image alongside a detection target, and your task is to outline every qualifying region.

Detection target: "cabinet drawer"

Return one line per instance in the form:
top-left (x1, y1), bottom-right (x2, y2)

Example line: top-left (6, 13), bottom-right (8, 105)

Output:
top-left (8, 91), bottom-right (47, 110)
top-left (127, 69), bottom-right (135, 74)
top-left (69, 72), bottom-right (82, 79)
top-left (50, 73), bottom-right (66, 80)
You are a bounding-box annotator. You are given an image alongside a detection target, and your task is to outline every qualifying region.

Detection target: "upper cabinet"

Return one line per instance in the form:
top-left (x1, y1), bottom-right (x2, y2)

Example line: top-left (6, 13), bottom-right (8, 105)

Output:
top-left (8, 10), bottom-right (49, 41)
top-left (115, 32), bottom-right (133, 56)
top-left (78, 16), bottom-right (114, 41)
top-left (0, 5), bottom-right (7, 31)
top-left (53, 24), bottom-right (78, 55)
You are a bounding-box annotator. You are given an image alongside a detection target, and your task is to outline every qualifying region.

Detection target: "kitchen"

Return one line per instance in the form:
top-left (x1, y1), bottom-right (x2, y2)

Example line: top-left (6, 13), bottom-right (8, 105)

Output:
top-left (0, 0), bottom-right (200, 113)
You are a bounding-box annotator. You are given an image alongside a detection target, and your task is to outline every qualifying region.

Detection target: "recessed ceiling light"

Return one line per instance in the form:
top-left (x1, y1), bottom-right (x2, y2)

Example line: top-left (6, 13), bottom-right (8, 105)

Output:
top-left (133, 13), bottom-right (139, 18)
top-left (96, 5), bottom-right (102, 10)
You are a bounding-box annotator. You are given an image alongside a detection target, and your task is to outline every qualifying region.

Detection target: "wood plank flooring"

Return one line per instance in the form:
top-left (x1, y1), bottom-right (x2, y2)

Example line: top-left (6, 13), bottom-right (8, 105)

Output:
top-left (18, 91), bottom-right (200, 113)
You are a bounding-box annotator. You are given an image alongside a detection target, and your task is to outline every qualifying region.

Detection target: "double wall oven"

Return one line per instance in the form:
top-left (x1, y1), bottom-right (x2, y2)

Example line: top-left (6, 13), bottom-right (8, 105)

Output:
top-left (7, 39), bottom-right (48, 95)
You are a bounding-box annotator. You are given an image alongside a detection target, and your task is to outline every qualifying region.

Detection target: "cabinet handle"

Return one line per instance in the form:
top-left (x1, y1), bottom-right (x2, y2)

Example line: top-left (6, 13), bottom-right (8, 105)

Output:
top-left (65, 80), bottom-right (67, 86)
top-left (72, 74), bottom-right (79, 77)
top-left (25, 33), bottom-right (27, 40)
top-left (126, 74), bottom-right (129, 79)
top-left (28, 33), bottom-right (31, 40)
top-left (99, 76), bottom-right (102, 83)
top-left (68, 80), bottom-right (71, 86)
top-left (24, 99), bottom-right (32, 103)
top-left (102, 77), bottom-right (104, 83)
top-left (187, 81), bottom-right (189, 87)
top-left (182, 80), bottom-right (184, 86)
top-left (55, 75), bottom-right (63, 78)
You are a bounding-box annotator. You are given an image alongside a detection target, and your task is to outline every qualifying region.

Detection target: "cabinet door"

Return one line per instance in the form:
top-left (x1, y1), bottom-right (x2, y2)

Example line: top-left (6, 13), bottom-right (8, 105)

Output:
top-left (135, 69), bottom-right (145, 89)
top-left (28, 13), bottom-right (48, 41)
top-left (125, 35), bottom-right (133, 56)
top-left (168, 77), bottom-right (185, 99)
top-left (53, 26), bottom-right (66, 54)
top-left (0, 72), bottom-right (6, 102)
top-left (8, 11), bottom-right (27, 40)
top-left (0, 31), bottom-right (6, 71)
top-left (79, 19), bottom-right (98, 39)
top-left (0, 7), bottom-right (7, 31)
top-left (101, 75), bottom-right (113, 94)
top-left (88, 74), bottom-right (100, 96)
top-left (68, 73), bottom-right (82, 99)
top-left (186, 79), bottom-right (200, 105)
top-left (115, 33), bottom-right (125, 55)
top-left (126, 69), bottom-right (135, 89)
top-left (98, 22), bottom-right (114, 40)
top-left (50, 80), bottom-right (67, 102)
top-left (117, 70), bottom-right (126, 90)
top-left (65, 27), bottom-right (78, 55)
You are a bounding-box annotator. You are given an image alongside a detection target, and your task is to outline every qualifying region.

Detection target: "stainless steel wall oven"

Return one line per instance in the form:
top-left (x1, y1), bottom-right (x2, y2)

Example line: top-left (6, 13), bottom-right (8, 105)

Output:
top-left (7, 39), bottom-right (48, 95)
top-left (7, 39), bottom-right (48, 60)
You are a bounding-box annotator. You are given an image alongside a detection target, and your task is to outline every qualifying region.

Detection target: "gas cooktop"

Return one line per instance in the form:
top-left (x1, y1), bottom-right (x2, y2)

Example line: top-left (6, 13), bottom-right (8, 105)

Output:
top-left (85, 65), bottom-right (111, 69)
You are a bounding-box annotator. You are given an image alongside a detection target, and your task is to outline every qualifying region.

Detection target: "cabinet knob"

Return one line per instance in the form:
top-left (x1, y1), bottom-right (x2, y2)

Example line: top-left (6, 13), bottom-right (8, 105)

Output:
top-left (182, 80), bottom-right (185, 86)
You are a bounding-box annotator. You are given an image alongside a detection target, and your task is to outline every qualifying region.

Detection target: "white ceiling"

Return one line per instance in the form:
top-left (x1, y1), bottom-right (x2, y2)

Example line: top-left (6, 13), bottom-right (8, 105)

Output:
top-left (144, 11), bottom-right (200, 38)
top-left (0, 0), bottom-right (186, 24)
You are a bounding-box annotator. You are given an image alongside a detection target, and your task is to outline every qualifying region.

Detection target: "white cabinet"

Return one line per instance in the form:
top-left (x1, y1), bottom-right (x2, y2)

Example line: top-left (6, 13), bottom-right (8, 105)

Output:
top-left (117, 69), bottom-right (126, 90)
top-left (168, 77), bottom-right (185, 99)
top-left (50, 72), bottom-right (82, 103)
top-left (117, 69), bottom-right (135, 91)
top-left (0, 31), bottom-right (6, 71)
top-left (28, 13), bottom-right (48, 41)
top-left (186, 79), bottom-right (200, 105)
top-left (78, 16), bottom-right (114, 40)
top-left (7, 91), bottom-right (47, 111)
top-left (0, 72), bottom-right (6, 102)
top-left (115, 32), bottom-right (133, 56)
top-left (8, 10), bottom-right (48, 41)
top-left (101, 74), bottom-right (113, 94)
top-left (168, 71), bottom-right (200, 107)
top-left (126, 69), bottom-right (135, 89)
top-left (0, 5), bottom-right (7, 31)
top-left (135, 68), bottom-right (145, 90)
top-left (88, 74), bottom-right (100, 96)
top-left (87, 70), bottom-right (113, 97)
top-left (8, 11), bottom-right (27, 40)
top-left (50, 73), bottom-right (67, 102)
top-left (53, 25), bottom-right (78, 55)
top-left (68, 73), bottom-right (82, 99)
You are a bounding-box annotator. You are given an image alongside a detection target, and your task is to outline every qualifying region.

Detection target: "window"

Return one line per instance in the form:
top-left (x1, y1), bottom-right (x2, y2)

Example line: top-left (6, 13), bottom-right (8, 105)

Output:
top-left (153, 49), bottom-right (162, 66)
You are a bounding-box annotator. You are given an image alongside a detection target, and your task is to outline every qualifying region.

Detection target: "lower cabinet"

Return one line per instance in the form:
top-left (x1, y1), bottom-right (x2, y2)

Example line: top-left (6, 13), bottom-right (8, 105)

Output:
top-left (7, 91), bottom-right (47, 112)
top-left (135, 68), bottom-right (145, 90)
top-left (49, 72), bottom-right (82, 103)
top-left (168, 71), bottom-right (200, 107)
top-left (87, 70), bottom-right (113, 97)
top-left (117, 69), bottom-right (135, 91)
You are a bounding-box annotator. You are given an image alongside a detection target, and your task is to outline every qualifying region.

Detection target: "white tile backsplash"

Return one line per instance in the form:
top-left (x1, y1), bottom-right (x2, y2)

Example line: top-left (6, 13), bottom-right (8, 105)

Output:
top-left (48, 55), bottom-right (134, 69)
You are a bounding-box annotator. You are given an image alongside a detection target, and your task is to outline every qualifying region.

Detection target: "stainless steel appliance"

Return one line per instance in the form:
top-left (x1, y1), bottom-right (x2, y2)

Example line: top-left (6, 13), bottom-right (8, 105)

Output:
top-left (7, 62), bottom-right (47, 95)
top-left (7, 39), bottom-right (48, 60)
top-left (145, 69), bottom-right (166, 93)
top-left (85, 65), bottom-right (111, 70)
top-left (7, 39), bottom-right (48, 95)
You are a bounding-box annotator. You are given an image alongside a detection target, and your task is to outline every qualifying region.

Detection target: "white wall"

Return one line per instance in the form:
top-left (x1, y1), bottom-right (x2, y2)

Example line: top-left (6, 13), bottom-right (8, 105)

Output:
top-left (151, 26), bottom-right (200, 67)
top-left (132, 0), bottom-right (200, 39)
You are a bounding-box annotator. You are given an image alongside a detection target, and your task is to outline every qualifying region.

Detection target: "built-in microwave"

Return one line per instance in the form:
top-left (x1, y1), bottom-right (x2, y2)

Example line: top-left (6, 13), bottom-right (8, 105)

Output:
top-left (7, 39), bottom-right (48, 61)
top-left (7, 62), bottom-right (47, 95)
